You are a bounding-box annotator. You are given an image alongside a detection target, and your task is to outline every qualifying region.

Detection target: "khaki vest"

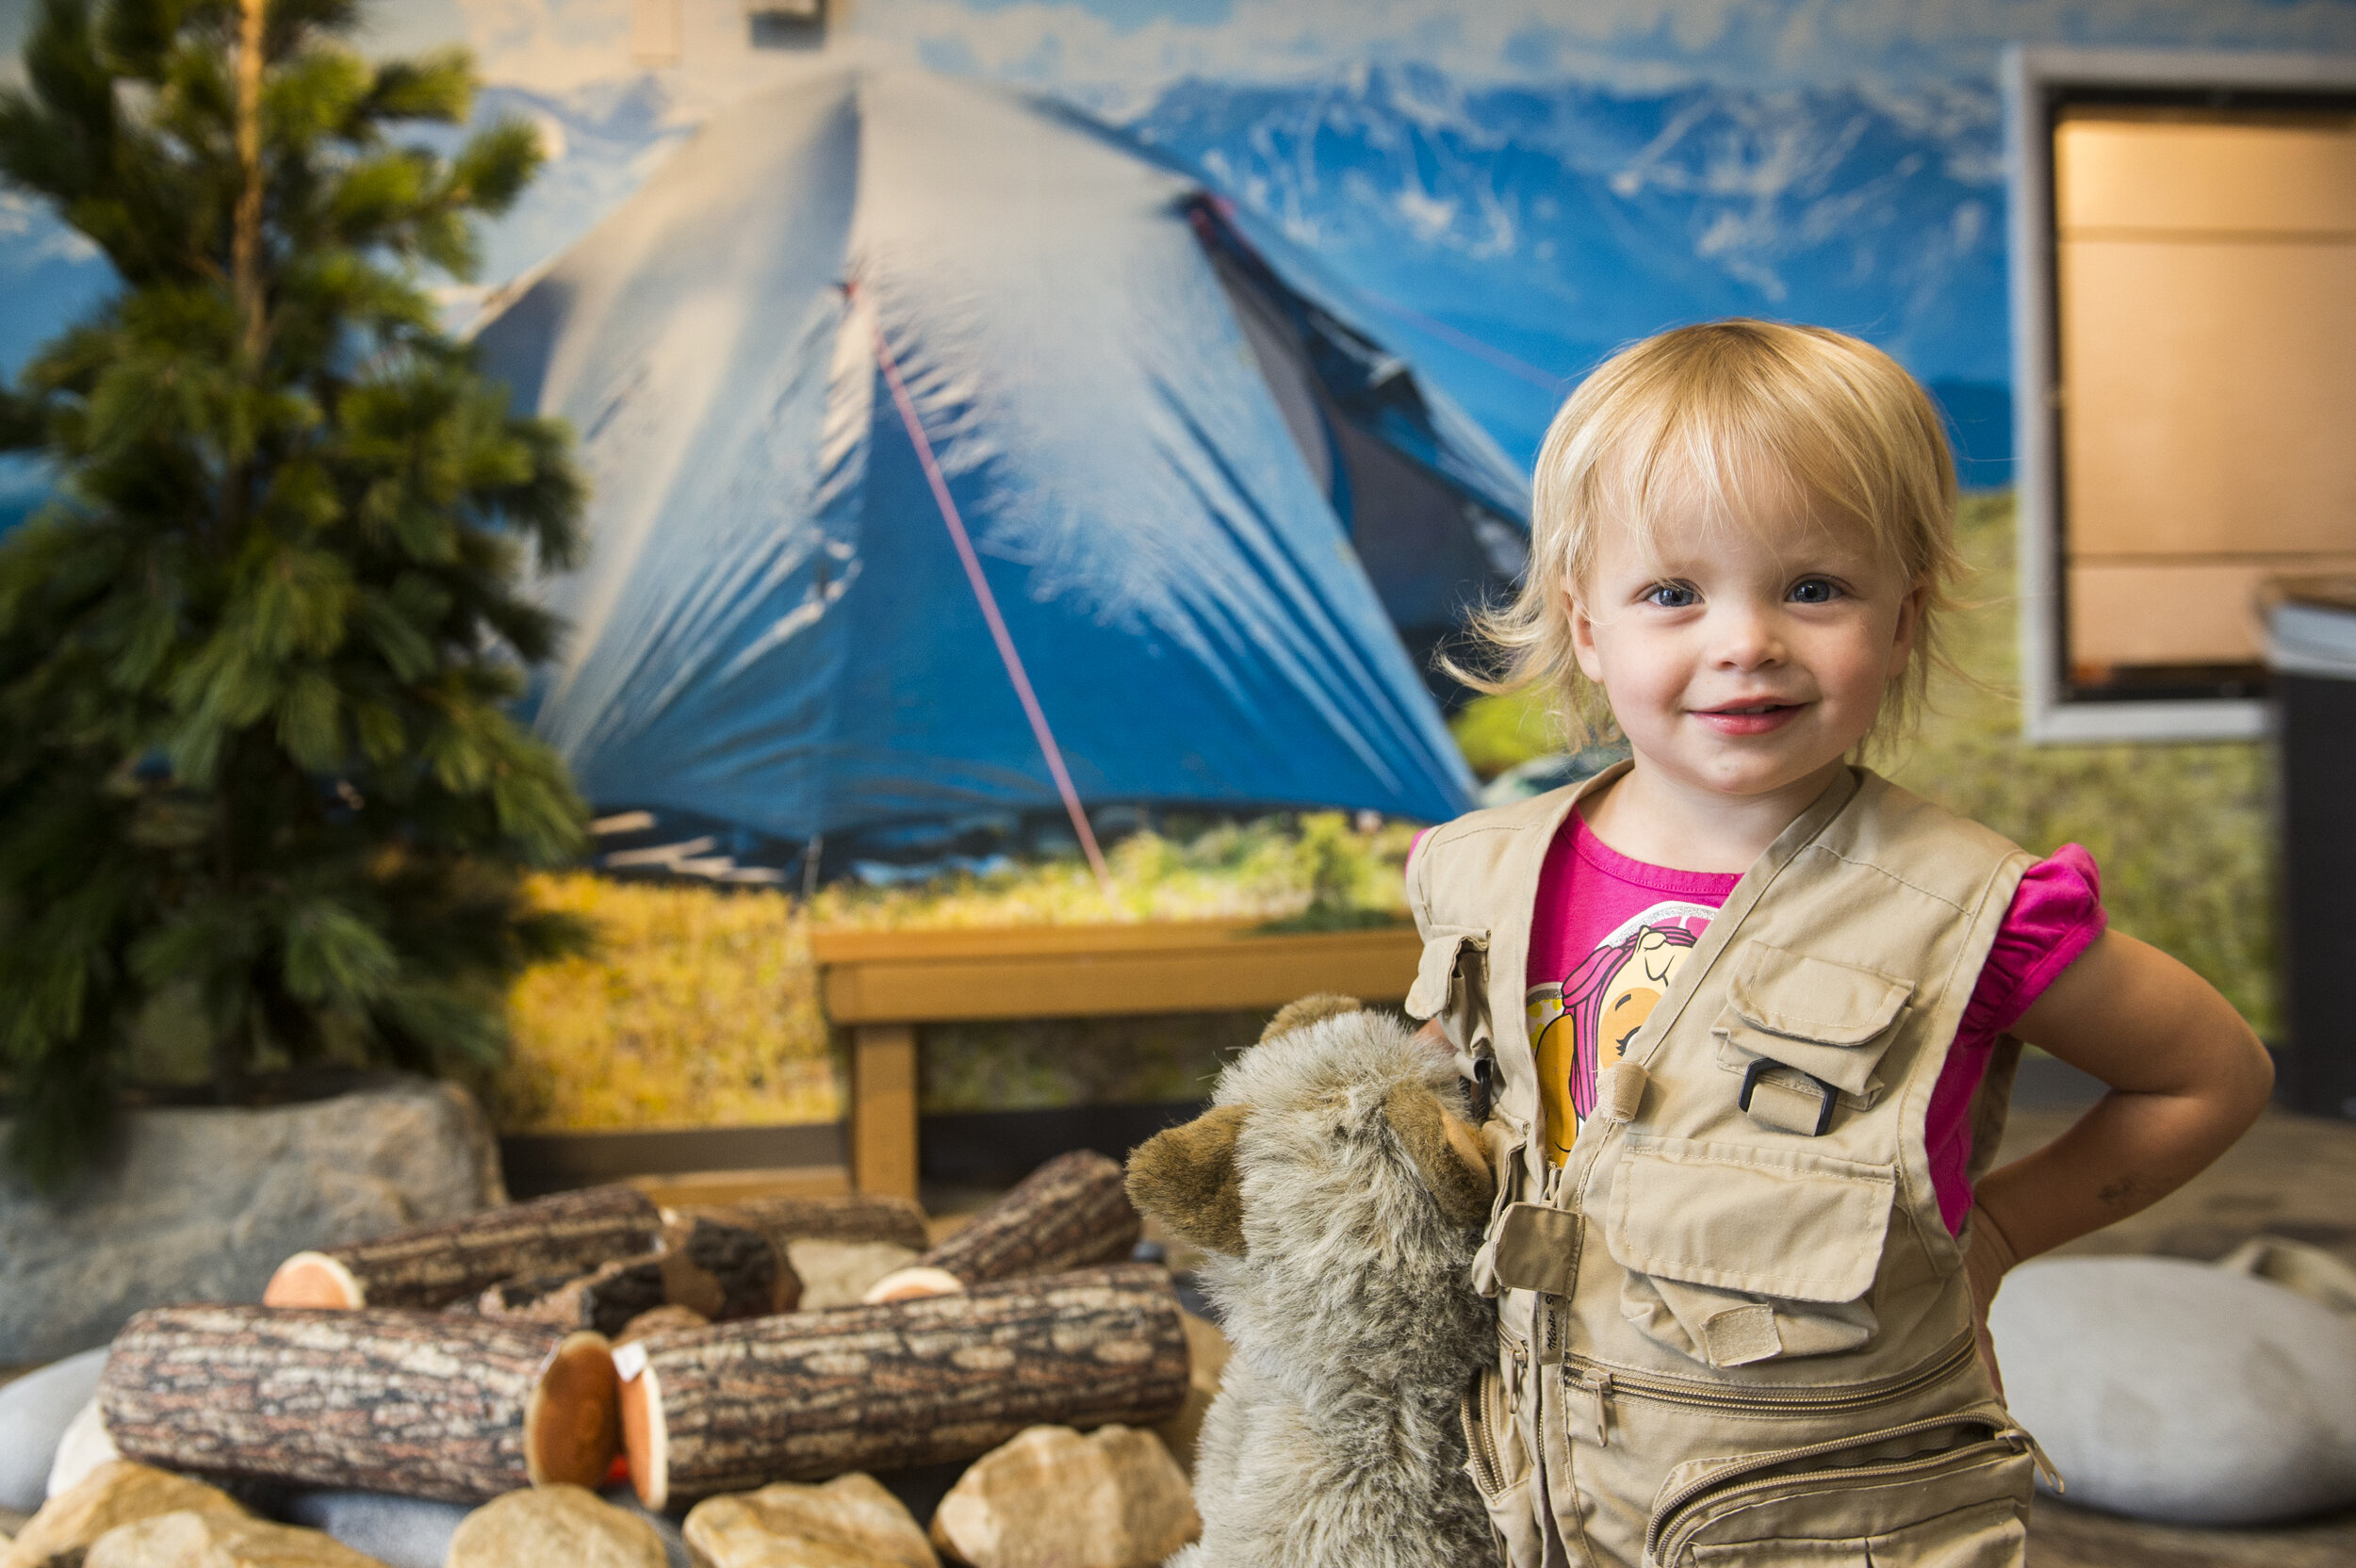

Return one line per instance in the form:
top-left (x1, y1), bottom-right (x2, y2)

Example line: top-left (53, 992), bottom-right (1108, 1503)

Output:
top-left (1406, 764), bottom-right (2047, 1568)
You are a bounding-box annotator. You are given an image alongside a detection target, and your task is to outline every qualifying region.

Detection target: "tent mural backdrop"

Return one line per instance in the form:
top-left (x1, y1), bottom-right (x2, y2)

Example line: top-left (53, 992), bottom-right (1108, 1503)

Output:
top-left (5, 0), bottom-right (2353, 852)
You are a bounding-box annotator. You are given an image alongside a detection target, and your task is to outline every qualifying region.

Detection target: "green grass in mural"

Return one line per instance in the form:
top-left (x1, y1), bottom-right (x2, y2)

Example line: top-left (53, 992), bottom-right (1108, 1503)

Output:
top-left (500, 494), bottom-right (2277, 1131)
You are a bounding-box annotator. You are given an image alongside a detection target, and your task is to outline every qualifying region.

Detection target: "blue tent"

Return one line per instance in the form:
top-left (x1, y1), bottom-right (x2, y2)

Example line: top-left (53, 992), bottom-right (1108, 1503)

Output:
top-left (474, 69), bottom-right (1527, 858)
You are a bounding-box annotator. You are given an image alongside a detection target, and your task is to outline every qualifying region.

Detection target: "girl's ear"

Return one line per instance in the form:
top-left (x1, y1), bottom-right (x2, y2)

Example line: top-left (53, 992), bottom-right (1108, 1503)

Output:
top-left (1126, 1105), bottom-right (1249, 1256)
top-left (1890, 580), bottom-right (1928, 672)
top-left (1383, 1083), bottom-right (1495, 1228)
top-left (1566, 579), bottom-right (1608, 684)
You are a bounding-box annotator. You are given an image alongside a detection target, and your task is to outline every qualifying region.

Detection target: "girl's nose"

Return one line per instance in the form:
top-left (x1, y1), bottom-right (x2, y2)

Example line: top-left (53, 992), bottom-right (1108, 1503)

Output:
top-left (1710, 603), bottom-right (1787, 670)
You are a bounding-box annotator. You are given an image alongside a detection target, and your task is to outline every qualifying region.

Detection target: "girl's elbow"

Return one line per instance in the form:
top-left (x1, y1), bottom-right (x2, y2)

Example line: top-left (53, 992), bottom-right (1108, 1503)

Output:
top-left (2235, 1026), bottom-right (2277, 1115)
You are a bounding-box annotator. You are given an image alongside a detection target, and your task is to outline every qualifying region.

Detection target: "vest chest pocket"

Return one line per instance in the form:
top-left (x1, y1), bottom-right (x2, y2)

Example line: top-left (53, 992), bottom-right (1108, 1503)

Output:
top-left (1712, 945), bottom-right (1914, 1137)
top-left (1407, 926), bottom-right (1492, 1056)
top-left (1606, 1135), bottom-right (1896, 1367)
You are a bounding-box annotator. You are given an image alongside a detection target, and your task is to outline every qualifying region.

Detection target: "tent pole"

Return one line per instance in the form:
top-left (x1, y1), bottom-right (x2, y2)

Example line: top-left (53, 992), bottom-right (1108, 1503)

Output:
top-left (864, 307), bottom-right (1119, 904)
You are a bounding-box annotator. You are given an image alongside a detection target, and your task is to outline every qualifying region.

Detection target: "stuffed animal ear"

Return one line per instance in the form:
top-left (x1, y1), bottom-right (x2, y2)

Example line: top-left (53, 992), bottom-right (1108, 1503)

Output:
top-left (1262, 993), bottom-right (1365, 1042)
top-left (1382, 1083), bottom-right (1495, 1229)
top-left (1126, 1104), bottom-right (1250, 1257)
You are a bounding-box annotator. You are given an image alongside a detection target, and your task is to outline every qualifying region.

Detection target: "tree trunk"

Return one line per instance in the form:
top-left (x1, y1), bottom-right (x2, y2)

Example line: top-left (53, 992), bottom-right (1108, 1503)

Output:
top-left (100, 1305), bottom-right (618, 1503)
top-left (233, 0), bottom-right (268, 368)
top-left (619, 1262), bottom-right (1189, 1510)
top-left (868, 1151), bottom-right (1138, 1301)
top-left (264, 1185), bottom-right (663, 1310)
top-left (682, 1192), bottom-right (930, 1252)
top-left (480, 1217), bottom-right (799, 1334)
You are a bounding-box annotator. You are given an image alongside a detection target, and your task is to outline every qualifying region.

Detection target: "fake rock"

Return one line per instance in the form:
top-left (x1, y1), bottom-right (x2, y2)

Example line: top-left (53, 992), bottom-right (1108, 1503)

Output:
top-left (0, 1349), bottom-right (105, 1512)
top-left (683, 1474), bottom-right (936, 1568)
top-left (0, 1080), bottom-right (501, 1364)
top-left (1990, 1254), bottom-right (2356, 1524)
top-left (0, 1462), bottom-right (244, 1568)
top-left (788, 1241), bottom-right (922, 1311)
top-left (445, 1485), bottom-right (667, 1568)
top-left (929, 1426), bottom-right (1198, 1568)
top-left (85, 1510), bottom-right (388, 1568)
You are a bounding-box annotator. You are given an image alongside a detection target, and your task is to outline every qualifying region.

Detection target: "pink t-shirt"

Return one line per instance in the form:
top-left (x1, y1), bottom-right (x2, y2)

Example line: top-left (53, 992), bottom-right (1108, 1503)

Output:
top-left (1411, 813), bottom-right (2105, 1234)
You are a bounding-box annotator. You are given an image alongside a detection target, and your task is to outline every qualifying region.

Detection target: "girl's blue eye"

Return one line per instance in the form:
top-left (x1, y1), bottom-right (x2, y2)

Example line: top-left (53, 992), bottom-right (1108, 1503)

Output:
top-left (1644, 583), bottom-right (1698, 609)
top-left (1790, 578), bottom-right (1841, 605)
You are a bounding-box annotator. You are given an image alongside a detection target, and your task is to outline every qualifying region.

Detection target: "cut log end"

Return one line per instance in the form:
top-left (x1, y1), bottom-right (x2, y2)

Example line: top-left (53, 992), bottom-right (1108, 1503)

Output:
top-left (619, 1356), bottom-right (668, 1511)
top-left (261, 1251), bottom-right (366, 1310)
top-left (861, 1266), bottom-right (968, 1305)
top-left (525, 1331), bottom-right (622, 1488)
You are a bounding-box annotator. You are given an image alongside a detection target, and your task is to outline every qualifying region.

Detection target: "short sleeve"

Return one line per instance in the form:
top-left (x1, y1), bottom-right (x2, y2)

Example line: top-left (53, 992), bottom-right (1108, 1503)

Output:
top-left (1960, 843), bottom-right (2108, 1037)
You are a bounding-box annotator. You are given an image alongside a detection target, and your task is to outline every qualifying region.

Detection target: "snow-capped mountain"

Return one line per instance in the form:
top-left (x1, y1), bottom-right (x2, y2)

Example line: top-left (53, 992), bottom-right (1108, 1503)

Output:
top-left (0, 60), bottom-right (2014, 485)
top-left (1124, 64), bottom-right (2012, 473)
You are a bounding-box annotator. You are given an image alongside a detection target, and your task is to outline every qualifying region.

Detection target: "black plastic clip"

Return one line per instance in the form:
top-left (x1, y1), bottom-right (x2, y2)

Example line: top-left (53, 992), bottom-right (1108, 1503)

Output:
top-left (1739, 1056), bottom-right (1841, 1137)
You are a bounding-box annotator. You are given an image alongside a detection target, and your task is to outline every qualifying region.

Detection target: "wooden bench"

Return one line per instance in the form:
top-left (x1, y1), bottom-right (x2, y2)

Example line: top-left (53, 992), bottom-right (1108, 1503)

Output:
top-left (810, 922), bottom-right (1424, 1199)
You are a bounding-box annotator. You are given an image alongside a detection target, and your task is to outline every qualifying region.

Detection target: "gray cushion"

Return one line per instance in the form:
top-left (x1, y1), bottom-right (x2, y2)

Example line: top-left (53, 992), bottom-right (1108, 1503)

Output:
top-left (1989, 1255), bottom-right (2356, 1525)
top-left (0, 1348), bottom-right (106, 1513)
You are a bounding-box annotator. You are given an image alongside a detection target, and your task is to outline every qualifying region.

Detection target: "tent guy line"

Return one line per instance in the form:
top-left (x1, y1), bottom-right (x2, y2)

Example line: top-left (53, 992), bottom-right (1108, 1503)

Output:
top-left (861, 288), bottom-right (1120, 901)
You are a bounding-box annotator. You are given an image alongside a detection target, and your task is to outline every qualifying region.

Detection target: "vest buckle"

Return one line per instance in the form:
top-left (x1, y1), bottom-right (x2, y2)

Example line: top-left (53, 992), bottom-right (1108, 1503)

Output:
top-left (1738, 1055), bottom-right (1840, 1136)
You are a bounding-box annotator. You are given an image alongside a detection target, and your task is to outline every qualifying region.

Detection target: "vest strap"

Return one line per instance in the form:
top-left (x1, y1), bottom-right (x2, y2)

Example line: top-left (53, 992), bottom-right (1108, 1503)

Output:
top-left (1739, 1056), bottom-right (1839, 1136)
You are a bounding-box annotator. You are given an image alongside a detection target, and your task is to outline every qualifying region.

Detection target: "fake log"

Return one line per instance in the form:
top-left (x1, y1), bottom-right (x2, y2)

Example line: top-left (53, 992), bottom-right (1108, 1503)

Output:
top-left (865, 1150), bottom-right (1138, 1302)
top-left (480, 1217), bottom-right (800, 1334)
top-left (688, 1192), bottom-right (930, 1252)
top-left (99, 1305), bottom-right (618, 1504)
top-left (265, 1184), bottom-right (663, 1310)
top-left (619, 1262), bottom-right (1189, 1510)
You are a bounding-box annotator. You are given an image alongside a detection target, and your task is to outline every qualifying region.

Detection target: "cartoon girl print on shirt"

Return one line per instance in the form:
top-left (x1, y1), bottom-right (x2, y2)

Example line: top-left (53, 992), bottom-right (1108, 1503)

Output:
top-left (1528, 902), bottom-right (1719, 1164)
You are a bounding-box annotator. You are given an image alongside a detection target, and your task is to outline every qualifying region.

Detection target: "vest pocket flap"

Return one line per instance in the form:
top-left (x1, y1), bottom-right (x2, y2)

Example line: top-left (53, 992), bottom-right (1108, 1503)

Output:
top-left (1607, 1135), bottom-right (1895, 1303)
top-left (1712, 1020), bottom-right (1881, 1099)
top-left (1406, 927), bottom-right (1488, 1021)
top-left (1726, 944), bottom-right (1912, 1048)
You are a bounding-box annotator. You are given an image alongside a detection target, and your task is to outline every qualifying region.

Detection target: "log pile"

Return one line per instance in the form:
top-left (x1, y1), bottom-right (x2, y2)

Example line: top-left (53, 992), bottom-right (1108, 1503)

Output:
top-left (264, 1185), bottom-right (663, 1310)
top-left (93, 1154), bottom-right (1183, 1513)
top-left (618, 1262), bottom-right (1190, 1510)
top-left (476, 1216), bottom-right (800, 1334)
top-left (864, 1150), bottom-right (1141, 1302)
top-left (98, 1306), bottom-right (619, 1502)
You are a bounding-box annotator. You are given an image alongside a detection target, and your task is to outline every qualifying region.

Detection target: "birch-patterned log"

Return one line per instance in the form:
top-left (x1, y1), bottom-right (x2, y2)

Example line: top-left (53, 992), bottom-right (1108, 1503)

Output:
top-left (619, 1262), bottom-right (1189, 1510)
top-left (264, 1185), bottom-right (663, 1310)
top-left (100, 1305), bottom-right (618, 1503)
top-left (684, 1192), bottom-right (930, 1252)
top-left (863, 1150), bottom-right (1138, 1302)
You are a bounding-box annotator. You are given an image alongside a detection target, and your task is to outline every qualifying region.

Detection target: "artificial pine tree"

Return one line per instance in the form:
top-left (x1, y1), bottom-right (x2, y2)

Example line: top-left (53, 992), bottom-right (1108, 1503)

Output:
top-left (0, 0), bottom-right (593, 1186)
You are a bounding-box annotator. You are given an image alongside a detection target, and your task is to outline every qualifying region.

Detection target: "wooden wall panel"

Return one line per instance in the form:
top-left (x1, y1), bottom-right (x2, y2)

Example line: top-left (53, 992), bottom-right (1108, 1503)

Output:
top-left (2054, 106), bottom-right (2356, 675)
top-left (2070, 558), bottom-right (2356, 666)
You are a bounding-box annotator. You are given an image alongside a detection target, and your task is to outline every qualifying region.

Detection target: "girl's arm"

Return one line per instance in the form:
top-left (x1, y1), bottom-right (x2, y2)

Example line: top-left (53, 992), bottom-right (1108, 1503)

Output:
top-left (1971, 927), bottom-right (2275, 1270)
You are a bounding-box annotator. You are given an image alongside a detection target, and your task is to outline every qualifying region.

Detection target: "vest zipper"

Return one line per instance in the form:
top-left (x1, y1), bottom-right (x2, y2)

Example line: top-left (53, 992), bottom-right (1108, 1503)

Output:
top-left (1460, 1367), bottom-right (1512, 1498)
top-left (1562, 1336), bottom-right (1979, 1446)
top-left (1646, 1416), bottom-right (2035, 1564)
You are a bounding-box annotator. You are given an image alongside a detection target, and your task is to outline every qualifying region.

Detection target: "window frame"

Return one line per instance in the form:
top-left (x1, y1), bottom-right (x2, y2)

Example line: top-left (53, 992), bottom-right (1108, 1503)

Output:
top-left (2005, 45), bottom-right (2356, 743)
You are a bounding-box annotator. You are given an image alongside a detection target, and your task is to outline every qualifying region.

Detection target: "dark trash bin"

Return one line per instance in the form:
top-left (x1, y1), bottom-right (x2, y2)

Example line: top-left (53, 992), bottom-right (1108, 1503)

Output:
top-left (2270, 580), bottom-right (2356, 1119)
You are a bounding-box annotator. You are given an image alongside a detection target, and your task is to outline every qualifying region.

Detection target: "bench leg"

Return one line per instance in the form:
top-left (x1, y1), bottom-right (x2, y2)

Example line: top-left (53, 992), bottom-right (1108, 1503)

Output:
top-left (852, 1022), bottom-right (919, 1201)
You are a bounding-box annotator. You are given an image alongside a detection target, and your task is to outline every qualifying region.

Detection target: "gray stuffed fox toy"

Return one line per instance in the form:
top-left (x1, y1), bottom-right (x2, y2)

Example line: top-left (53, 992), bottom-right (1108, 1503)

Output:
top-left (1126, 995), bottom-right (1501, 1568)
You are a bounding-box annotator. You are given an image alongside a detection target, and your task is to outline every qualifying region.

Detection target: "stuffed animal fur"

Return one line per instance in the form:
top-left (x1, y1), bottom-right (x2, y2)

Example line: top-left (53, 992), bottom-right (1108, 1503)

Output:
top-left (1126, 995), bottom-right (1499, 1568)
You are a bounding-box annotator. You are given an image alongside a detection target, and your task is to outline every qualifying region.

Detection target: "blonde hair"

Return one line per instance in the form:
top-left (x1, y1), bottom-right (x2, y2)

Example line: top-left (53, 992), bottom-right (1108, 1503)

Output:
top-left (1460, 318), bottom-right (1962, 747)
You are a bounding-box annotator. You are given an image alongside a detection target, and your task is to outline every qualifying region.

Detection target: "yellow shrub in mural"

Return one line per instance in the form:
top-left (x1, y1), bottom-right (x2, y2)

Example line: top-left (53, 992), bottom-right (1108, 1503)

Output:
top-left (498, 814), bottom-right (1419, 1132)
top-left (498, 874), bottom-right (835, 1132)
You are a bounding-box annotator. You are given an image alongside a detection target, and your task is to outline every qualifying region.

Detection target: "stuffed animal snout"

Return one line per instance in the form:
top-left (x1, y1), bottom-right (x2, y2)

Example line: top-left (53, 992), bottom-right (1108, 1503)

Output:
top-left (1126, 993), bottom-right (1494, 1257)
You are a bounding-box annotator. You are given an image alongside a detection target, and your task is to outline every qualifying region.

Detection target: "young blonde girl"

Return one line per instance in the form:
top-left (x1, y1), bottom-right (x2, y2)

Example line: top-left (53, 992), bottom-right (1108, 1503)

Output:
top-left (1404, 319), bottom-right (2271, 1568)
